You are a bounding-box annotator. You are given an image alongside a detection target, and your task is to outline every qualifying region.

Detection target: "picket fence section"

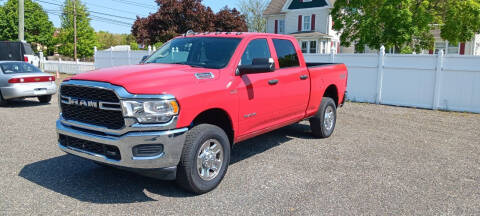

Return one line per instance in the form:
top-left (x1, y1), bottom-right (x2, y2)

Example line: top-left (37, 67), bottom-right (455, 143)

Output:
top-left (304, 47), bottom-right (480, 113)
top-left (42, 60), bottom-right (95, 74)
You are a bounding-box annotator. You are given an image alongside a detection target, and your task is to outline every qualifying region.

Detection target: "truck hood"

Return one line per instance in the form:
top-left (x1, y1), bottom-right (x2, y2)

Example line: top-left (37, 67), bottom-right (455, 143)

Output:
top-left (71, 63), bottom-right (218, 94)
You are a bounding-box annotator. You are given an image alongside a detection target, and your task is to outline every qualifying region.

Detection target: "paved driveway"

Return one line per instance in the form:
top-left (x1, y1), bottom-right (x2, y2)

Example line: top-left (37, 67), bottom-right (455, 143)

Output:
top-left (0, 92), bottom-right (479, 215)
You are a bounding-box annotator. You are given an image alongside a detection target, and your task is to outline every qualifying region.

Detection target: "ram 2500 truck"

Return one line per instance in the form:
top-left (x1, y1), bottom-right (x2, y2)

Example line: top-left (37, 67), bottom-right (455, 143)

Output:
top-left (56, 33), bottom-right (348, 194)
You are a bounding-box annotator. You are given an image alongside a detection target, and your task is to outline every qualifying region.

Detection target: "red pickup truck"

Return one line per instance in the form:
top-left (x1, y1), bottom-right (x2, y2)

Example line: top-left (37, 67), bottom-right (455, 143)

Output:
top-left (56, 33), bottom-right (348, 194)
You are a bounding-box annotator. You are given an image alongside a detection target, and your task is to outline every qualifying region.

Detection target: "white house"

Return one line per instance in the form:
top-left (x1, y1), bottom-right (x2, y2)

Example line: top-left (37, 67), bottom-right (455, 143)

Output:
top-left (263, 0), bottom-right (343, 54)
top-left (427, 28), bottom-right (480, 55)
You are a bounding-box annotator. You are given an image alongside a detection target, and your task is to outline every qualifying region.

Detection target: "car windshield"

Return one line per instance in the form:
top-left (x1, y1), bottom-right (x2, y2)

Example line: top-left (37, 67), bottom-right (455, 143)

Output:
top-left (0, 62), bottom-right (42, 74)
top-left (144, 37), bottom-right (242, 69)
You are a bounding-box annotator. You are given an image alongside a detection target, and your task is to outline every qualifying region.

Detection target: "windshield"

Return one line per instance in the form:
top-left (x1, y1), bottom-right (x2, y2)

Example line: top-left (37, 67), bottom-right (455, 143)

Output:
top-left (0, 62), bottom-right (42, 74)
top-left (144, 37), bottom-right (242, 69)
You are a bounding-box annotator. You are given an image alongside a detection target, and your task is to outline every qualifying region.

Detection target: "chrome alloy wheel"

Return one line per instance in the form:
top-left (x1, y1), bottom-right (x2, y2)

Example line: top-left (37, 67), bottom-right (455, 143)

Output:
top-left (196, 139), bottom-right (224, 181)
top-left (323, 106), bottom-right (335, 131)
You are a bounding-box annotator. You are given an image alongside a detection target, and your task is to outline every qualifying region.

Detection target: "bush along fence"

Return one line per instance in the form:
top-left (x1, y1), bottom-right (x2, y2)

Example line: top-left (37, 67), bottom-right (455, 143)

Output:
top-left (304, 46), bottom-right (480, 114)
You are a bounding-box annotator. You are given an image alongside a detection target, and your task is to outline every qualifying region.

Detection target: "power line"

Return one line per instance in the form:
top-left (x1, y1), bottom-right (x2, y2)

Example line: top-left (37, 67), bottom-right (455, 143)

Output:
top-left (34, 0), bottom-right (137, 21)
top-left (45, 10), bottom-right (133, 27)
top-left (109, 0), bottom-right (156, 8)
top-left (81, 1), bottom-right (149, 17)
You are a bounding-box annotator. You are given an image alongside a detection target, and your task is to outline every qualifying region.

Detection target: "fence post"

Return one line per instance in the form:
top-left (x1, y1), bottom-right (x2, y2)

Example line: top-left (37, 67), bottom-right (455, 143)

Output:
top-left (39, 51), bottom-right (44, 71)
top-left (128, 46), bottom-right (131, 65)
top-left (110, 46), bottom-right (114, 67)
top-left (330, 47), bottom-right (335, 63)
top-left (148, 45), bottom-right (152, 55)
top-left (433, 49), bottom-right (444, 110)
top-left (376, 46), bottom-right (385, 104)
top-left (58, 58), bottom-right (62, 74)
top-left (93, 46), bottom-right (97, 69)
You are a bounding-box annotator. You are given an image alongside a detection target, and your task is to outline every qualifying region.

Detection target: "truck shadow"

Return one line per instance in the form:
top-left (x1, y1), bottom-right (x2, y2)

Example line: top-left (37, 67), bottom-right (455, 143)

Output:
top-left (18, 122), bottom-right (314, 204)
top-left (0, 99), bottom-right (50, 108)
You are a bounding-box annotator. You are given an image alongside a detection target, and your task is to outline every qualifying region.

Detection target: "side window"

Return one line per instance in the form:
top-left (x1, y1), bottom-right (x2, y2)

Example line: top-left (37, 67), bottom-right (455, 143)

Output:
top-left (273, 39), bottom-right (300, 68)
top-left (241, 39), bottom-right (271, 66)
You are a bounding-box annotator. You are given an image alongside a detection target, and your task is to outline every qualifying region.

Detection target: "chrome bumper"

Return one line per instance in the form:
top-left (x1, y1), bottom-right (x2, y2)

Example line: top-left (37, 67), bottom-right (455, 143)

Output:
top-left (1, 82), bottom-right (57, 100)
top-left (56, 120), bottom-right (188, 170)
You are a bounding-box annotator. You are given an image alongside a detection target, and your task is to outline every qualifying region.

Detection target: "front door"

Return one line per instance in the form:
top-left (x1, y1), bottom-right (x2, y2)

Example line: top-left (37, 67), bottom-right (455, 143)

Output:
top-left (236, 38), bottom-right (282, 137)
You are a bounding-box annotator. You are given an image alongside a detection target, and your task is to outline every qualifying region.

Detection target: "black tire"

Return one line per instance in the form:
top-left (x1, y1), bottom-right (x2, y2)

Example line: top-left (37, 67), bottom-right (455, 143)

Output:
top-left (309, 97), bottom-right (337, 138)
top-left (38, 95), bottom-right (52, 103)
top-left (0, 91), bottom-right (8, 106)
top-left (176, 124), bottom-right (231, 194)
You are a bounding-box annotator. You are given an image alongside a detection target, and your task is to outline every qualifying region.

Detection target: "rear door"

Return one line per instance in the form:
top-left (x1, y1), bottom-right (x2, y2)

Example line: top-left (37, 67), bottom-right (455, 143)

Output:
top-left (271, 38), bottom-right (310, 121)
top-left (236, 38), bottom-right (283, 136)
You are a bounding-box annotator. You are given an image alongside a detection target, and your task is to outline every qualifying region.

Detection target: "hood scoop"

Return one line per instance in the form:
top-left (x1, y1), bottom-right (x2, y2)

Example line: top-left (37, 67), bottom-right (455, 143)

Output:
top-left (194, 72), bottom-right (215, 80)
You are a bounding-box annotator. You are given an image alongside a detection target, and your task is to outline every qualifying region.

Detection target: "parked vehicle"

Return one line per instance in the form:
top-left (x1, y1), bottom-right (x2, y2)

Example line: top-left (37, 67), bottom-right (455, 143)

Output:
top-left (0, 61), bottom-right (57, 105)
top-left (0, 41), bottom-right (40, 67)
top-left (56, 33), bottom-right (348, 194)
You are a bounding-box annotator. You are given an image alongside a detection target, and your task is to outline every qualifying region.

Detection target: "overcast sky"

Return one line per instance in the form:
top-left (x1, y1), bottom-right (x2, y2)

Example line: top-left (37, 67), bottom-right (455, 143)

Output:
top-left (34, 0), bottom-right (240, 34)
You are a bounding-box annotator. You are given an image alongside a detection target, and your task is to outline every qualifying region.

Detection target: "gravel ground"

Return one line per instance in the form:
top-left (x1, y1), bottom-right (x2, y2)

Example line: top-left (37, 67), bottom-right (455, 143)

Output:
top-left (0, 83), bottom-right (479, 215)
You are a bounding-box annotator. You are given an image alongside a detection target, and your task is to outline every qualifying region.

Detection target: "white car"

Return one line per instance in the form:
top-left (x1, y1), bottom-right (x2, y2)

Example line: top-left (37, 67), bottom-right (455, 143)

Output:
top-left (0, 61), bottom-right (57, 105)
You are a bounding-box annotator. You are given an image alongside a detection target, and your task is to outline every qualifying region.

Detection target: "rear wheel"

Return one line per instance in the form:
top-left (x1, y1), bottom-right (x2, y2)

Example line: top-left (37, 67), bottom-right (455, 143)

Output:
top-left (309, 97), bottom-right (337, 138)
top-left (0, 91), bottom-right (8, 106)
top-left (38, 95), bottom-right (52, 103)
top-left (176, 124), bottom-right (231, 194)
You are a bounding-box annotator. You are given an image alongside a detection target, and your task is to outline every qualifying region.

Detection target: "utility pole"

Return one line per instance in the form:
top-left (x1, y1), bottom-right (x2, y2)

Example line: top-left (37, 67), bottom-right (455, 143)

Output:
top-left (73, 0), bottom-right (77, 61)
top-left (18, 0), bottom-right (24, 41)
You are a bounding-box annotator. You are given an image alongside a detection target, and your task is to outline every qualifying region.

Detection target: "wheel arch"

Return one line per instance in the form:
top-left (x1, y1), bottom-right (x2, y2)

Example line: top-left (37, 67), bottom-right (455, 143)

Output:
top-left (323, 84), bottom-right (339, 106)
top-left (191, 108), bottom-right (235, 146)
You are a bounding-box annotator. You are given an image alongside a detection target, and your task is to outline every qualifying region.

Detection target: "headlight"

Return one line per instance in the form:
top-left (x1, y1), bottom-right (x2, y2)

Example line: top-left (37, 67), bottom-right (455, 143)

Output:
top-left (121, 100), bottom-right (179, 123)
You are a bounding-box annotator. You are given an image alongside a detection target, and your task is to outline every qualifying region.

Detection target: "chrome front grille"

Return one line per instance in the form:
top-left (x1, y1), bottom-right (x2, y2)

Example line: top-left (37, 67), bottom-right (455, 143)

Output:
top-left (60, 85), bottom-right (125, 130)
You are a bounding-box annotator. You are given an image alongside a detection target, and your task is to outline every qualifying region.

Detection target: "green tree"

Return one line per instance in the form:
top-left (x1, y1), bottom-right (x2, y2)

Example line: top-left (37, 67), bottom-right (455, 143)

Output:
top-left (238, 0), bottom-right (268, 32)
top-left (332, 0), bottom-right (480, 53)
top-left (0, 0), bottom-right (54, 51)
top-left (57, 0), bottom-right (96, 58)
top-left (96, 31), bottom-right (137, 50)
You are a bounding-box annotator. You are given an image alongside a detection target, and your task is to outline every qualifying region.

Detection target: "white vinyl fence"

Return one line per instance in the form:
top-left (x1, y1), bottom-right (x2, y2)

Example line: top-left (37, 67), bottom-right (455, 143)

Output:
top-left (42, 59), bottom-right (95, 74)
top-left (94, 46), bottom-right (155, 69)
top-left (304, 47), bottom-right (480, 113)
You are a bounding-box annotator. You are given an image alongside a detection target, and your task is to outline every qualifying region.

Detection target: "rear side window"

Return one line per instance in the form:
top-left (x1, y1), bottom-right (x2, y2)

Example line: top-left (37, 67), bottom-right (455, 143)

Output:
top-left (0, 62), bottom-right (41, 74)
top-left (241, 39), bottom-right (271, 66)
top-left (272, 39), bottom-right (300, 68)
top-left (23, 43), bottom-right (35, 55)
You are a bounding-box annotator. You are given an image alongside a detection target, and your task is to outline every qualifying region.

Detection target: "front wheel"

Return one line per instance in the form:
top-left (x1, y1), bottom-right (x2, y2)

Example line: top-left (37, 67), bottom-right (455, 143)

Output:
top-left (309, 97), bottom-right (337, 138)
top-left (176, 124), bottom-right (231, 194)
top-left (38, 95), bottom-right (52, 103)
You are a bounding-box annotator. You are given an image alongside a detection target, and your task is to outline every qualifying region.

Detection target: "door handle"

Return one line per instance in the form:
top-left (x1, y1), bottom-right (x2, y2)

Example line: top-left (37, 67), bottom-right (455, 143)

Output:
top-left (300, 75), bottom-right (308, 80)
top-left (268, 79), bottom-right (279, 85)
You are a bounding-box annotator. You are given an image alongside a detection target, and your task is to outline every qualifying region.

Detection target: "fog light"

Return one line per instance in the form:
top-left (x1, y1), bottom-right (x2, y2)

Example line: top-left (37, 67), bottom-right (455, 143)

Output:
top-left (132, 144), bottom-right (164, 157)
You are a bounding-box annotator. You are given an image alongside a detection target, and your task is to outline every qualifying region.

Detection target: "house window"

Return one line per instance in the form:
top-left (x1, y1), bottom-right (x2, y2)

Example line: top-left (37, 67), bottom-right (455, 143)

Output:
top-left (310, 41), bottom-right (317, 53)
top-left (303, 16), bottom-right (311, 31)
top-left (434, 42), bottom-right (446, 54)
top-left (279, 20), bottom-right (285, 34)
top-left (301, 41), bottom-right (308, 53)
top-left (300, 40), bottom-right (317, 53)
top-left (447, 42), bottom-right (460, 54)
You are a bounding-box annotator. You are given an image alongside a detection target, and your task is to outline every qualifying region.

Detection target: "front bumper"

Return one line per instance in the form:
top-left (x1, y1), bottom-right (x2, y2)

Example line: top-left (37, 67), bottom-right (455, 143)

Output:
top-left (1, 82), bottom-right (57, 100)
top-left (56, 120), bottom-right (188, 179)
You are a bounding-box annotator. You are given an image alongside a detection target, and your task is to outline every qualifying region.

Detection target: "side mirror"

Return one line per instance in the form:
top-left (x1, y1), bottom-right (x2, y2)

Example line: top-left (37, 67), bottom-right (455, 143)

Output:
top-left (237, 58), bottom-right (275, 75)
top-left (140, 55), bottom-right (148, 63)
